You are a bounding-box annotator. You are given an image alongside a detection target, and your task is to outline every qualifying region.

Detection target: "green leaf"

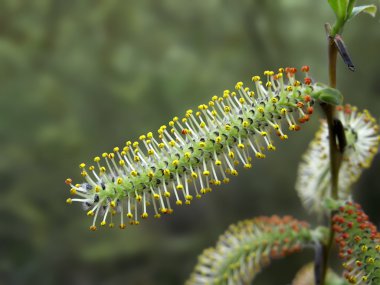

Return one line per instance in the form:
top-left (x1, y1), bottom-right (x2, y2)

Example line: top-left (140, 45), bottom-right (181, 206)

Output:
top-left (327, 0), bottom-right (349, 20)
top-left (346, 0), bottom-right (357, 19)
top-left (349, 4), bottom-right (377, 20)
top-left (312, 87), bottom-right (343, 105)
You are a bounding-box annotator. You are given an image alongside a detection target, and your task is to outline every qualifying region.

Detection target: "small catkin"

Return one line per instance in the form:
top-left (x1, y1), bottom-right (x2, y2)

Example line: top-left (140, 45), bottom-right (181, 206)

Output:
top-left (332, 202), bottom-right (380, 285)
top-left (186, 216), bottom-right (312, 285)
top-left (65, 67), bottom-right (315, 230)
top-left (296, 105), bottom-right (380, 214)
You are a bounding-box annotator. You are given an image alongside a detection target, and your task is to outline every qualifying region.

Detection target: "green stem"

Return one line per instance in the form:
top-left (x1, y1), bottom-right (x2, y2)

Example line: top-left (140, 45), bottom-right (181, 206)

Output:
top-left (318, 24), bottom-right (344, 285)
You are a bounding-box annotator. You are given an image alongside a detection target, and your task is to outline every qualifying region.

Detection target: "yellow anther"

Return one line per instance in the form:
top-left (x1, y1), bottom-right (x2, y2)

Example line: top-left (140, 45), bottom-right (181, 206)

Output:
top-left (66, 198), bottom-right (72, 204)
top-left (235, 81), bottom-right (243, 90)
top-left (147, 132), bottom-right (153, 139)
top-left (224, 106), bottom-right (231, 113)
top-left (185, 195), bottom-right (193, 201)
top-left (88, 166), bottom-right (95, 171)
top-left (231, 91), bottom-right (236, 96)
top-left (94, 156), bottom-right (101, 162)
top-left (229, 151), bottom-right (234, 159)
top-left (252, 76), bottom-right (260, 82)
top-left (141, 213), bottom-right (148, 219)
top-left (215, 136), bottom-right (222, 143)
top-left (176, 200), bottom-right (183, 206)
top-left (191, 172), bottom-right (198, 178)
top-left (244, 163), bottom-right (252, 169)
top-left (153, 193), bottom-right (160, 200)
top-left (70, 188), bottom-right (77, 195)
top-left (100, 167), bottom-right (106, 173)
top-left (132, 141), bottom-right (139, 148)
top-left (361, 245), bottom-right (368, 252)
top-left (119, 223), bottom-right (126, 229)
top-left (81, 171), bottom-right (87, 177)
top-left (286, 86), bottom-right (293, 91)
top-left (134, 155), bottom-right (140, 162)
top-left (223, 178), bottom-right (230, 184)
top-left (215, 160), bottom-right (222, 166)
top-left (148, 149), bottom-right (154, 155)
top-left (117, 178), bottom-right (123, 184)
top-left (239, 98), bottom-right (245, 104)
top-left (100, 221), bottom-right (106, 226)
top-left (367, 257), bottom-right (374, 264)
top-left (278, 68), bottom-right (284, 73)
top-left (89, 225), bottom-right (97, 231)
top-left (293, 80), bottom-right (301, 86)
top-left (184, 152), bottom-right (191, 159)
top-left (260, 131), bottom-right (267, 136)
top-left (87, 210), bottom-right (94, 216)
top-left (280, 108), bottom-right (287, 114)
top-left (267, 144), bottom-right (276, 151)
top-left (257, 106), bottom-right (265, 113)
top-left (110, 201), bottom-right (116, 208)
top-left (225, 124), bottom-right (231, 131)
top-left (200, 122), bottom-right (206, 128)
top-left (95, 186), bottom-right (100, 192)
top-left (108, 153), bottom-right (114, 159)
top-left (199, 142), bottom-right (206, 148)
top-left (212, 95), bottom-right (218, 101)
top-left (185, 200), bottom-right (191, 205)
top-left (172, 159), bottom-right (179, 166)
top-left (168, 121), bottom-right (174, 127)
top-left (289, 124), bottom-right (297, 131)
top-left (164, 191), bottom-right (171, 198)
top-left (136, 195), bottom-right (142, 202)
top-left (280, 134), bottom-right (288, 140)
top-left (127, 213), bottom-right (133, 219)
top-left (231, 169), bottom-right (238, 176)
top-left (173, 116), bottom-right (179, 122)
top-left (277, 72), bottom-right (283, 78)
top-left (196, 111), bottom-right (201, 116)
top-left (256, 152), bottom-right (266, 159)
top-left (203, 170), bottom-right (210, 176)
top-left (238, 143), bottom-right (244, 149)
top-left (176, 184), bottom-right (184, 190)
top-left (169, 140), bottom-right (176, 147)
top-left (158, 143), bottom-right (165, 149)
top-left (242, 121), bottom-right (249, 128)
top-left (102, 152), bottom-right (108, 158)
top-left (271, 97), bottom-right (278, 103)
top-left (266, 81), bottom-right (272, 88)
top-left (130, 170), bottom-right (138, 176)
top-left (79, 163), bottom-right (86, 168)
top-left (163, 169), bottom-right (171, 176)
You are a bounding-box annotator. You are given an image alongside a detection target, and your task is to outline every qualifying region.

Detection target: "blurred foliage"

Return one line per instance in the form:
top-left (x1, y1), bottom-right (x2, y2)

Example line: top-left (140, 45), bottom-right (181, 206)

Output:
top-left (0, 0), bottom-right (379, 284)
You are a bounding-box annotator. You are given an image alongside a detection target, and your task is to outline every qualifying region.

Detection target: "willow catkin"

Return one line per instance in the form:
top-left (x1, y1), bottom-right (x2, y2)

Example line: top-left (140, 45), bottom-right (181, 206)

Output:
top-left (65, 67), bottom-right (315, 230)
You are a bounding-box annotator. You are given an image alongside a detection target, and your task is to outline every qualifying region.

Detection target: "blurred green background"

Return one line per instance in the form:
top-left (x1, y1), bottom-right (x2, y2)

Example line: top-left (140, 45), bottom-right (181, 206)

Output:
top-left (0, 0), bottom-right (379, 284)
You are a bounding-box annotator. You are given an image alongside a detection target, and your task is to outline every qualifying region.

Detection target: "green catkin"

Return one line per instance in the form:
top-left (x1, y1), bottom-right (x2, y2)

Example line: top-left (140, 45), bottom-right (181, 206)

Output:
top-left (186, 216), bottom-right (312, 285)
top-left (65, 67), bottom-right (315, 230)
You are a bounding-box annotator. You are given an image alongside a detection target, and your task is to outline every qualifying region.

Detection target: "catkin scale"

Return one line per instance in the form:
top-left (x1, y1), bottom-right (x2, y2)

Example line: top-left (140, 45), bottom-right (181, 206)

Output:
top-left (65, 67), bottom-right (315, 230)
